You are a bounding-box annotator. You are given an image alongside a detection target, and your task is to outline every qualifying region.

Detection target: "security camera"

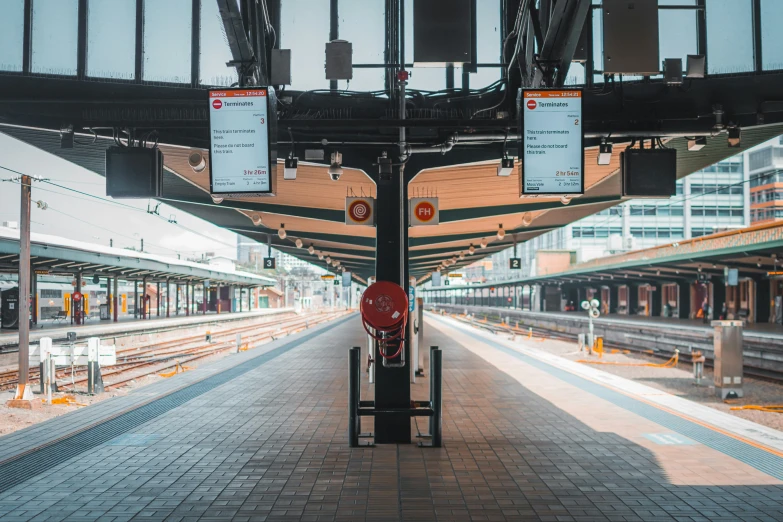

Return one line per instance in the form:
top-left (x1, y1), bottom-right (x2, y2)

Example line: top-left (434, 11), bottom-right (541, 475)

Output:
top-left (328, 151), bottom-right (343, 181)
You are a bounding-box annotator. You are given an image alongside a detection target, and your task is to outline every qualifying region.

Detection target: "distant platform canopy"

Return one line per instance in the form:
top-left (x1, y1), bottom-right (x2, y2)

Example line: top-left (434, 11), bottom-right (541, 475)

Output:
top-left (0, 226), bottom-right (275, 287)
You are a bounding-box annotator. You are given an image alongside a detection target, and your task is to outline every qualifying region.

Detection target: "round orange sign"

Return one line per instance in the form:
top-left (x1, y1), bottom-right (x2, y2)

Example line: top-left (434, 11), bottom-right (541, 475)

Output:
top-left (414, 201), bottom-right (436, 222)
top-left (348, 200), bottom-right (372, 223)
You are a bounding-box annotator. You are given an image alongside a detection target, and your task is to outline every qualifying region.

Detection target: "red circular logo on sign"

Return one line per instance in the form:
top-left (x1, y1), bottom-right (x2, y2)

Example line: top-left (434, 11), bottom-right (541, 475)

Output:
top-left (212, 99), bottom-right (223, 109)
top-left (72, 292), bottom-right (82, 302)
top-left (527, 99), bottom-right (537, 110)
top-left (414, 201), bottom-right (436, 222)
top-left (348, 200), bottom-right (371, 223)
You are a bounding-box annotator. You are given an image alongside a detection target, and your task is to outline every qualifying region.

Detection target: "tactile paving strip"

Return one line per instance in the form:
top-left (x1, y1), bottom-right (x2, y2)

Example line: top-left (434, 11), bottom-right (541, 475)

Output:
top-left (452, 321), bottom-right (783, 481)
top-left (0, 315), bottom-right (353, 494)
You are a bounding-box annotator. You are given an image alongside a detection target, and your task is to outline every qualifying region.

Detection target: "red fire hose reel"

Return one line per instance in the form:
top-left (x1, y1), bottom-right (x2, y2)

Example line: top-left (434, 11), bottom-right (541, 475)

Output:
top-left (361, 281), bottom-right (408, 360)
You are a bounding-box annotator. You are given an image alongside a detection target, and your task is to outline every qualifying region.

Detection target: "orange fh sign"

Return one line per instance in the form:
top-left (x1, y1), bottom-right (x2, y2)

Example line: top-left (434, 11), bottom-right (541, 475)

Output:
top-left (410, 197), bottom-right (439, 226)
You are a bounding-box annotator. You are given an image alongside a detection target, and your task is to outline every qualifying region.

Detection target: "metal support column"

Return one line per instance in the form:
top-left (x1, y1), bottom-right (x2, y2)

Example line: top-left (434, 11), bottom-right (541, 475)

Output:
top-left (175, 283), bottom-right (179, 316)
top-left (8, 174), bottom-right (33, 407)
top-left (348, 346), bottom-right (360, 447)
top-left (142, 276), bottom-right (147, 319)
top-left (430, 346), bottom-right (442, 447)
top-left (373, 156), bottom-right (411, 443)
top-left (113, 276), bottom-right (118, 322)
top-left (166, 279), bottom-right (170, 318)
top-left (156, 282), bottom-right (161, 317)
top-left (31, 270), bottom-right (37, 326)
top-left (133, 280), bottom-right (138, 319)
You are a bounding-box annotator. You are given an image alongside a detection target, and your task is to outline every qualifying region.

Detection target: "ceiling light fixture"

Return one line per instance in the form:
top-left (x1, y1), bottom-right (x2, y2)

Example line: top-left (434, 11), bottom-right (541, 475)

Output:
top-left (687, 137), bottom-right (707, 151)
top-left (496, 224), bottom-right (505, 241)
top-left (278, 224), bottom-right (287, 240)
top-left (188, 150), bottom-right (206, 172)
top-left (597, 140), bottom-right (613, 165)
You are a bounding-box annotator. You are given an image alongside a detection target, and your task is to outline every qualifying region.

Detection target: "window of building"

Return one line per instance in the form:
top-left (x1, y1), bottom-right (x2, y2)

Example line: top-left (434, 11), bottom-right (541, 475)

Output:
top-left (0, 0), bottom-right (24, 71)
top-left (761, 0), bottom-right (783, 71)
top-left (339, 0), bottom-right (385, 91)
top-left (32, 0), bottom-right (79, 75)
top-left (706, 0), bottom-right (754, 74)
top-left (143, 0), bottom-right (191, 83)
top-left (87, 0), bottom-right (136, 80)
top-left (40, 289), bottom-right (63, 299)
top-left (750, 148), bottom-right (774, 171)
top-left (281, 0), bottom-right (330, 91)
top-left (200, 0), bottom-right (238, 87)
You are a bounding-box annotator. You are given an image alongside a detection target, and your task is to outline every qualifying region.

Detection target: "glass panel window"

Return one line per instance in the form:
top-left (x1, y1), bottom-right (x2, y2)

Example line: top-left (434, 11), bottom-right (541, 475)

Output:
top-left (761, 0), bottom-right (783, 71)
top-left (706, 0), bottom-right (754, 74)
top-left (143, 0), bottom-right (191, 83)
top-left (659, 0), bottom-right (698, 65)
top-left (87, 0), bottom-right (135, 79)
top-left (339, 0), bottom-right (385, 91)
top-left (0, 0), bottom-right (24, 71)
top-left (32, 0), bottom-right (79, 75)
top-left (281, 0), bottom-right (329, 91)
top-left (472, 0), bottom-right (502, 89)
top-left (200, 0), bottom-right (238, 86)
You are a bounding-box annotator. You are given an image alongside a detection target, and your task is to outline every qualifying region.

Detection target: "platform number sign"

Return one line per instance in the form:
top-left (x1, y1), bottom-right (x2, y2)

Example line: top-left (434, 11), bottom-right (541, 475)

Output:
top-left (509, 258), bottom-right (522, 270)
top-left (263, 257), bottom-right (276, 269)
top-left (334, 279), bottom-right (340, 286)
top-left (444, 279), bottom-right (450, 286)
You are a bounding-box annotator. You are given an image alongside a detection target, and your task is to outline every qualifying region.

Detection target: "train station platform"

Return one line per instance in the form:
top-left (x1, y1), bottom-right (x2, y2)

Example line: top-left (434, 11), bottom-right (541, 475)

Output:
top-left (0, 308), bottom-right (295, 349)
top-left (2, 313), bottom-right (783, 521)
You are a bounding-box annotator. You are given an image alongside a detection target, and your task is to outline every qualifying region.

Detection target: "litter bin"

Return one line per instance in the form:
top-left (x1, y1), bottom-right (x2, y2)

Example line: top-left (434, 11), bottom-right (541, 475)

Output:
top-left (712, 320), bottom-right (743, 399)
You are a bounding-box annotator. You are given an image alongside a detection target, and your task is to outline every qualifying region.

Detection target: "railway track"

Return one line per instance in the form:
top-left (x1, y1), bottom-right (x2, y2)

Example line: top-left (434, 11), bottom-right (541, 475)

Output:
top-left (432, 309), bottom-right (783, 384)
top-left (0, 311), bottom-right (349, 392)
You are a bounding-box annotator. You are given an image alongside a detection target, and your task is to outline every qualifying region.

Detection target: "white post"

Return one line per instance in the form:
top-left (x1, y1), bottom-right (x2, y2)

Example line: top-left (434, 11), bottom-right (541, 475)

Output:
top-left (236, 333), bottom-right (242, 353)
top-left (40, 337), bottom-right (52, 403)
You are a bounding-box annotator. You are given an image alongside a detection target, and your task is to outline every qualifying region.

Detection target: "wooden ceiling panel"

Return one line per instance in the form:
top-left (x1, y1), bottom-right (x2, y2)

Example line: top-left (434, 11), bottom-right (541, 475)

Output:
top-left (160, 145), bottom-right (375, 210)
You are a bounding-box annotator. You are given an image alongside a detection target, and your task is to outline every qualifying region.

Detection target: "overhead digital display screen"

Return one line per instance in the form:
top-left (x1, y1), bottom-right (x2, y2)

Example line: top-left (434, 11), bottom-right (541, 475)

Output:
top-left (520, 89), bottom-right (584, 195)
top-left (209, 88), bottom-right (275, 196)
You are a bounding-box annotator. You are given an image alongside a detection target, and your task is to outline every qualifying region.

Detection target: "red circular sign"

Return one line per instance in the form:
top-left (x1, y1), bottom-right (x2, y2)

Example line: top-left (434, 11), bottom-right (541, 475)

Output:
top-left (414, 201), bottom-right (436, 222)
top-left (72, 292), bottom-right (82, 302)
top-left (348, 200), bottom-right (371, 223)
top-left (212, 99), bottom-right (223, 109)
top-left (526, 99), bottom-right (537, 110)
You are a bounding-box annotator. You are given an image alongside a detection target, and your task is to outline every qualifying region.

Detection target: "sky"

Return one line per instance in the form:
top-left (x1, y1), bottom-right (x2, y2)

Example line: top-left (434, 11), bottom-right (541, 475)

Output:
top-left (0, 0), bottom-right (781, 265)
top-left (0, 132), bottom-right (239, 259)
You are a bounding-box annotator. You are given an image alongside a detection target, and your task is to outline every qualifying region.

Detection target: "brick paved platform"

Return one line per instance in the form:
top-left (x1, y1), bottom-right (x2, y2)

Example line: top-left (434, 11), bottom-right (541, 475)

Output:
top-left (1, 315), bottom-right (783, 521)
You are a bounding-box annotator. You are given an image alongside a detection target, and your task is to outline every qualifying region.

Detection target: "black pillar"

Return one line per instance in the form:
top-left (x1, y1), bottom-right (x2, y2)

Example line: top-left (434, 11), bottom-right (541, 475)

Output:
top-left (133, 280), bottom-right (138, 319)
top-left (373, 158), bottom-right (411, 444)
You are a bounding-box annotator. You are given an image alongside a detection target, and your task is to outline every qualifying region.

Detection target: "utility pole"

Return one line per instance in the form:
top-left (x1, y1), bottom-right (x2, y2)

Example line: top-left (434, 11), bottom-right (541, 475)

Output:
top-left (140, 238), bottom-right (144, 252)
top-left (8, 175), bottom-right (37, 409)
